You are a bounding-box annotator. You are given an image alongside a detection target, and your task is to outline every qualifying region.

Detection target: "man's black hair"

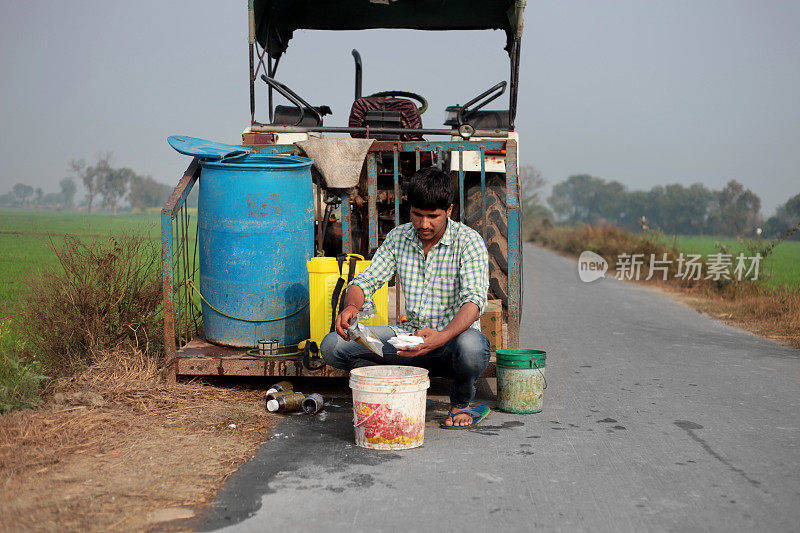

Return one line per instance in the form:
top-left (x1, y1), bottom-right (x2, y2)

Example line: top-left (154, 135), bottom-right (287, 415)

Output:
top-left (406, 166), bottom-right (454, 211)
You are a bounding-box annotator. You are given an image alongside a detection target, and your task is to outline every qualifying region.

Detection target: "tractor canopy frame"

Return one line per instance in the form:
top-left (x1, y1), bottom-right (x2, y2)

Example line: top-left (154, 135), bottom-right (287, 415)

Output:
top-left (247, 0), bottom-right (525, 130)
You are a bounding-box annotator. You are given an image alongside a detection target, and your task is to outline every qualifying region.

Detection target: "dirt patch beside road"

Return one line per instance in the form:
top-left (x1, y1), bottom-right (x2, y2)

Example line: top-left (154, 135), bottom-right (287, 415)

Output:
top-left (0, 351), bottom-right (276, 532)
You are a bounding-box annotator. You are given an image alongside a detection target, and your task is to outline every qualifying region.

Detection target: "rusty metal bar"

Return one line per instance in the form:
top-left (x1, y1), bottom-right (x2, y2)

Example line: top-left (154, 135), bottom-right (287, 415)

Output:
top-left (249, 124), bottom-right (511, 138)
top-left (171, 220), bottom-right (182, 272)
top-left (341, 192), bottom-right (351, 254)
top-left (480, 147), bottom-right (487, 242)
top-left (163, 159), bottom-right (200, 216)
top-left (176, 352), bottom-right (495, 378)
top-left (176, 354), bottom-right (350, 377)
top-left (458, 149), bottom-right (465, 223)
top-left (190, 206), bottom-right (201, 333)
top-left (509, 3), bottom-right (524, 131)
top-left (172, 212), bottom-right (181, 346)
top-left (182, 206), bottom-right (197, 346)
top-left (177, 205), bottom-right (183, 346)
top-left (393, 149), bottom-right (400, 227)
top-left (509, 40), bottom-right (519, 131)
top-left (253, 42), bottom-right (269, 80)
top-left (377, 140), bottom-right (506, 152)
top-left (249, 43), bottom-right (255, 124)
top-left (181, 204), bottom-right (190, 347)
top-left (162, 158), bottom-right (203, 383)
top-left (314, 183), bottom-right (322, 254)
top-left (267, 58), bottom-right (273, 123)
top-left (415, 149), bottom-right (420, 171)
top-left (393, 149), bottom-right (401, 324)
top-left (505, 139), bottom-right (521, 348)
top-left (367, 152), bottom-right (378, 254)
top-left (161, 208), bottom-right (176, 383)
top-left (252, 140), bottom-right (507, 154)
top-left (248, 0), bottom-right (256, 124)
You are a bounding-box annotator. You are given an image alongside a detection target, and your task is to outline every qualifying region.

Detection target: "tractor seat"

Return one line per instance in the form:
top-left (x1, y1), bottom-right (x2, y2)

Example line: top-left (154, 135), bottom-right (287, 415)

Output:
top-left (272, 105), bottom-right (332, 127)
top-left (444, 107), bottom-right (509, 131)
top-left (349, 97), bottom-right (423, 141)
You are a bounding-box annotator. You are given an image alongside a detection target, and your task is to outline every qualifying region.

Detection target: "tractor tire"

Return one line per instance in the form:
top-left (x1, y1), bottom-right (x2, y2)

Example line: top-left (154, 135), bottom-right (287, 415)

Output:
top-left (463, 172), bottom-right (522, 315)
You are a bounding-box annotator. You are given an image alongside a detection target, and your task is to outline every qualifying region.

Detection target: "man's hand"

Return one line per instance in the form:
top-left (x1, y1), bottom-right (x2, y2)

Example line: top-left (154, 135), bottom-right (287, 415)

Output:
top-left (334, 305), bottom-right (359, 341)
top-left (397, 328), bottom-right (446, 357)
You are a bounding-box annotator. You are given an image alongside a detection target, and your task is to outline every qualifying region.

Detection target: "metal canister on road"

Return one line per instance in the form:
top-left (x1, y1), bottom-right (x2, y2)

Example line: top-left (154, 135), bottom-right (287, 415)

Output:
top-left (266, 380), bottom-right (294, 395)
top-left (266, 391), bottom-right (306, 413)
top-left (301, 393), bottom-right (325, 414)
top-left (265, 389), bottom-right (301, 410)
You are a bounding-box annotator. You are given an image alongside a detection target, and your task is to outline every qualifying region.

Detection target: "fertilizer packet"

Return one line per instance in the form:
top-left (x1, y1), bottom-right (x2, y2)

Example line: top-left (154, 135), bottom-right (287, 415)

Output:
top-left (346, 321), bottom-right (384, 356)
top-left (387, 334), bottom-right (425, 351)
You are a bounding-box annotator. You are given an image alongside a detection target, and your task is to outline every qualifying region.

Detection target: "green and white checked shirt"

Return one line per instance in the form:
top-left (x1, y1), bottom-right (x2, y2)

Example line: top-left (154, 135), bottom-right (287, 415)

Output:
top-left (350, 219), bottom-right (489, 333)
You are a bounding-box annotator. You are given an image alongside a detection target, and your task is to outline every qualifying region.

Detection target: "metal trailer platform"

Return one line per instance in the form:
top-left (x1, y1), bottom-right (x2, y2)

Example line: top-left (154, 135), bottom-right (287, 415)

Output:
top-left (161, 140), bottom-right (519, 382)
top-left (172, 335), bottom-right (498, 379)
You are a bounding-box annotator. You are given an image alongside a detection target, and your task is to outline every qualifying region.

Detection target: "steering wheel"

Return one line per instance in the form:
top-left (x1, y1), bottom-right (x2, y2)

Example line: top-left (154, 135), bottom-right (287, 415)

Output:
top-left (368, 91), bottom-right (428, 115)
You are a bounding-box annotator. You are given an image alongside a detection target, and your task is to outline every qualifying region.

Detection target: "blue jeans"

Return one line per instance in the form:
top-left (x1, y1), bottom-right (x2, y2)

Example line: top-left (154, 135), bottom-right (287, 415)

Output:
top-left (319, 326), bottom-right (490, 408)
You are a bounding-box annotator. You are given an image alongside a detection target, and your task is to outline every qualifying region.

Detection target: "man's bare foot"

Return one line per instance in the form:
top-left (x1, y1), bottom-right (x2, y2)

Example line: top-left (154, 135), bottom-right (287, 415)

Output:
top-left (443, 406), bottom-right (473, 427)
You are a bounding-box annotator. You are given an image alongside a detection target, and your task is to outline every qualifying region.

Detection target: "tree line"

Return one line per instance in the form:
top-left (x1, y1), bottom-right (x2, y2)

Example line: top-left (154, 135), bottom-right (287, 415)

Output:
top-left (0, 153), bottom-right (173, 214)
top-left (540, 173), bottom-right (799, 238)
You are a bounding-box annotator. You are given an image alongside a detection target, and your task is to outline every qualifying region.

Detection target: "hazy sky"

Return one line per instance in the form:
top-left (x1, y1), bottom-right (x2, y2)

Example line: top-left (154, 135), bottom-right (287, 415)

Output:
top-left (1, 0), bottom-right (798, 216)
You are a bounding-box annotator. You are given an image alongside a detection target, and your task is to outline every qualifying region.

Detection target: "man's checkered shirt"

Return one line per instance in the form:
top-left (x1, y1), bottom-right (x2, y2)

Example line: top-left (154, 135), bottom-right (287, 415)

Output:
top-left (350, 219), bottom-right (489, 333)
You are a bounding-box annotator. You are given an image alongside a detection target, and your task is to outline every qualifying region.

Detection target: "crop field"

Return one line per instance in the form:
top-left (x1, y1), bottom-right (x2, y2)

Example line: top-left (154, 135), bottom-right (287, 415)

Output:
top-left (0, 209), bottom-right (164, 304)
top-left (2, 210), bottom-right (798, 302)
top-left (669, 235), bottom-right (800, 289)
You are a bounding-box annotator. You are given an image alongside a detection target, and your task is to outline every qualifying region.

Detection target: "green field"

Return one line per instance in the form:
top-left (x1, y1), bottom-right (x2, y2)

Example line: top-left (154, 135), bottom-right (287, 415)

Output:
top-left (0, 209), bottom-right (163, 304)
top-left (1, 210), bottom-right (798, 303)
top-left (0, 209), bottom-right (179, 412)
top-left (668, 235), bottom-right (800, 289)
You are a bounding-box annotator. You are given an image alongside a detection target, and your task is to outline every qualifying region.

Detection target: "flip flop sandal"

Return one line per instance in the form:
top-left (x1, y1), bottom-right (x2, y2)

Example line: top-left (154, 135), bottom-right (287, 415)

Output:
top-left (440, 405), bottom-right (491, 430)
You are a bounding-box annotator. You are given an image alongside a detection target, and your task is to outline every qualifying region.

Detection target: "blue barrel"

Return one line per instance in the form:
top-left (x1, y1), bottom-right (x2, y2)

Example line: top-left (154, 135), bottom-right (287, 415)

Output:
top-left (198, 154), bottom-right (314, 347)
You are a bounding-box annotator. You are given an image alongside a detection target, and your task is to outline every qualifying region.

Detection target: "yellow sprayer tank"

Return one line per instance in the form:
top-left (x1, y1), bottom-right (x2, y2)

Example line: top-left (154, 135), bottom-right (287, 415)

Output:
top-left (307, 255), bottom-right (389, 346)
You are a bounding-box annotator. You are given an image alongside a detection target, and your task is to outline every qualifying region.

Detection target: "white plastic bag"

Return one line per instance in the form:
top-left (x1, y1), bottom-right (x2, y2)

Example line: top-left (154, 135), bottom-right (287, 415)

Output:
top-left (387, 334), bottom-right (425, 351)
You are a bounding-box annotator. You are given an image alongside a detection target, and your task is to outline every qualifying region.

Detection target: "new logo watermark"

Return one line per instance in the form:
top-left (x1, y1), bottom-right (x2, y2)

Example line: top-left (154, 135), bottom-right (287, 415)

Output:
top-left (577, 251), bottom-right (762, 282)
top-left (578, 251), bottom-right (608, 282)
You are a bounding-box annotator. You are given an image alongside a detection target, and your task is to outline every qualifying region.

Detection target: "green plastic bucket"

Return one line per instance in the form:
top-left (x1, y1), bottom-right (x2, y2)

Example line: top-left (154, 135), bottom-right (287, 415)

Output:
top-left (496, 349), bottom-right (546, 413)
top-left (496, 349), bottom-right (546, 368)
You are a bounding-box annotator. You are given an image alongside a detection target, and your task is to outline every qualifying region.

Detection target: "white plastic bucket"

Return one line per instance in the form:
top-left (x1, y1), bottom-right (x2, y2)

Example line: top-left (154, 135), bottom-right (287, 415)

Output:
top-left (349, 365), bottom-right (430, 450)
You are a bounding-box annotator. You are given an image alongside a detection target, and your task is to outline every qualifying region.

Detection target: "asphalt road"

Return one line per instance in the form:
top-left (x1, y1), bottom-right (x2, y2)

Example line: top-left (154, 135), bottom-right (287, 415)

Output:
top-left (201, 244), bottom-right (800, 532)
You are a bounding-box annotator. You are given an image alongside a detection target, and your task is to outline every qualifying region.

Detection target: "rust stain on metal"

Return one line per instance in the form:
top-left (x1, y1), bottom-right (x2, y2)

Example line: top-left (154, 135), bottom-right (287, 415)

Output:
top-left (369, 141), bottom-right (401, 152)
top-left (162, 159), bottom-right (200, 217)
top-left (176, 354), bottom-right (350, 378)
top-left (242, 132), bottom-right (276, 146)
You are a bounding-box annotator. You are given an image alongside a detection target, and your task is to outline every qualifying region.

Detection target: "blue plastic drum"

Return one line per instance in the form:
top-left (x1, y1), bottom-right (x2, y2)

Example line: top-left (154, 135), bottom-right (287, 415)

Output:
top-left (197, 153), bottom-right (314, 347)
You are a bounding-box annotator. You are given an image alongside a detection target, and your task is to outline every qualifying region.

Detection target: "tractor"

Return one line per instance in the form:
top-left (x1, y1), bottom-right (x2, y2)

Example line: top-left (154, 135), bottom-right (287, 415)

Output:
top-left (161, 0), bottom-right (525, 381)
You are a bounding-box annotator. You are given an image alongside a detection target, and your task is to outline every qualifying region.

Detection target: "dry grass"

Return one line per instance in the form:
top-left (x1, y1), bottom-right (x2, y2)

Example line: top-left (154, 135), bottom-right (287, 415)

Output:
top-left (8, 233), bottom-right (163, 379)
top-left (528, 220), bottom-right (681, 273)
top-left (0, 350), bottom-right (276, 532)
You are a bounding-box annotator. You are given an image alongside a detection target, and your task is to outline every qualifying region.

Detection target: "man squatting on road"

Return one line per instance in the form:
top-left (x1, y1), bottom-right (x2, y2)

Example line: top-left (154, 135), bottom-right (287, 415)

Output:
top-left (320, 166), bottom-right (492, 428)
